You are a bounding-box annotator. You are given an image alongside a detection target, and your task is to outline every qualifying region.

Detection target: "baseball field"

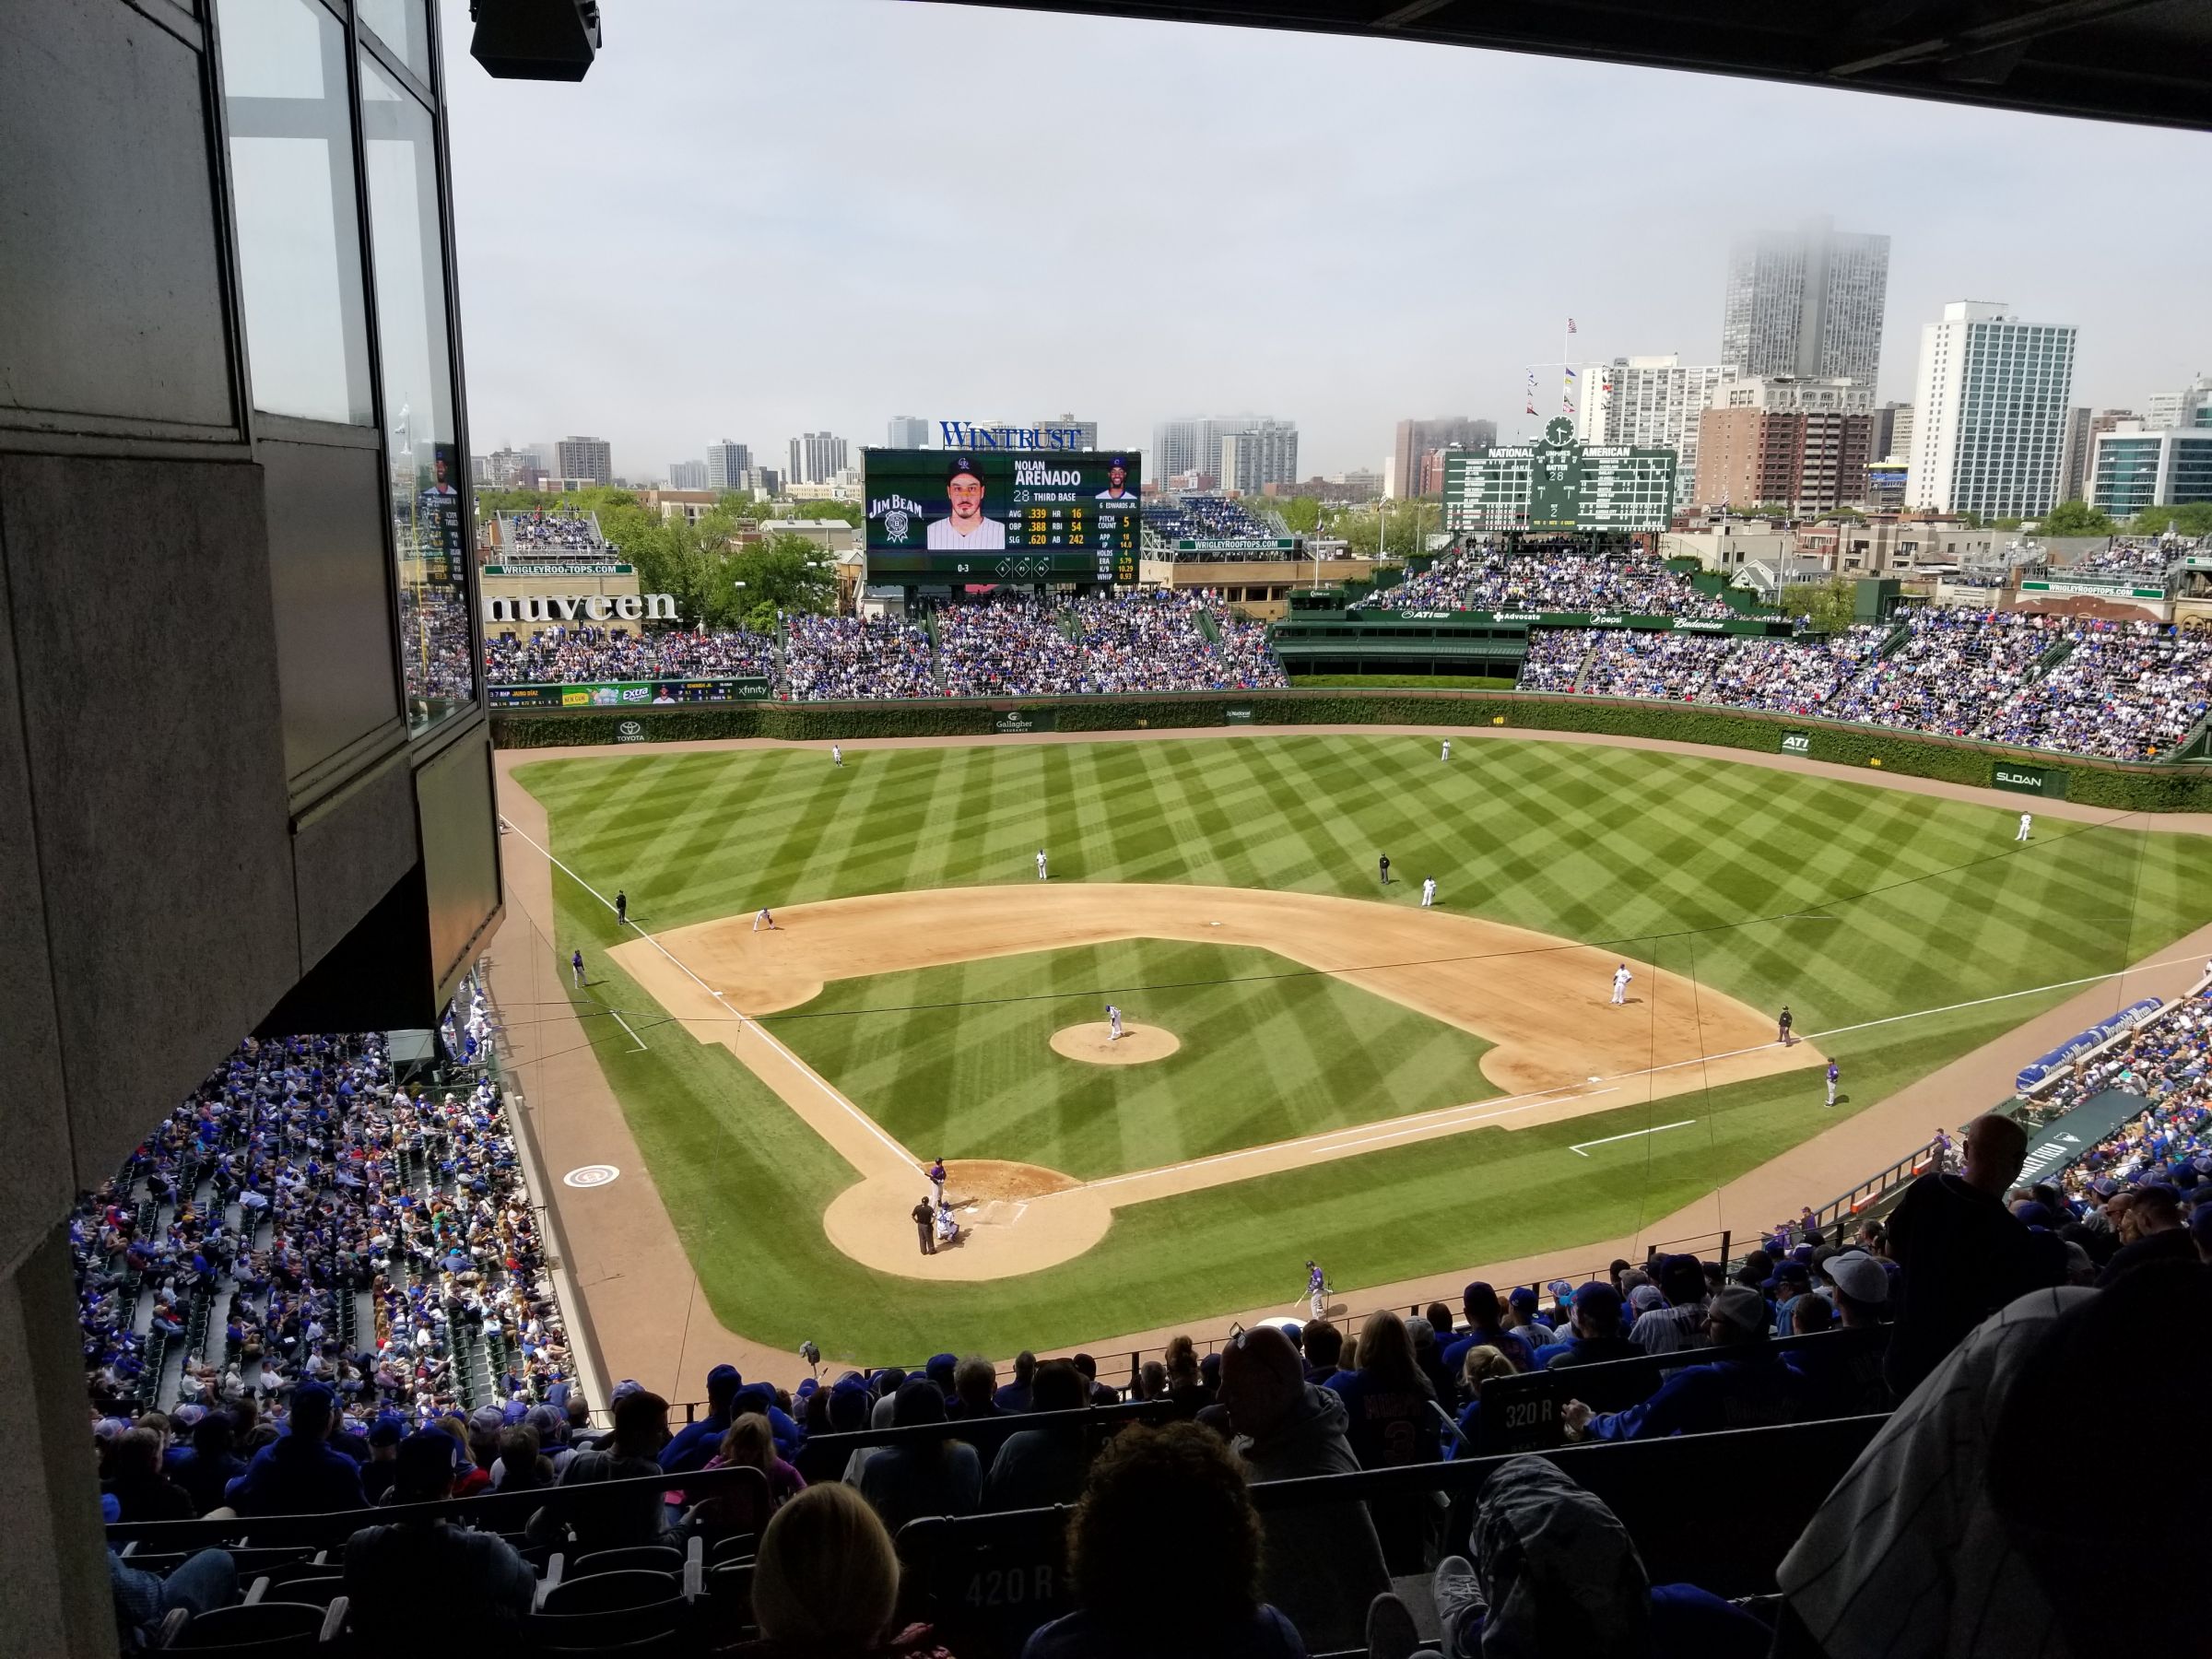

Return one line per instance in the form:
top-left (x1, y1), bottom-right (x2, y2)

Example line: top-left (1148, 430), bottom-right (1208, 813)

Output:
top-left (510, 732), bottom-right (2212, 1362)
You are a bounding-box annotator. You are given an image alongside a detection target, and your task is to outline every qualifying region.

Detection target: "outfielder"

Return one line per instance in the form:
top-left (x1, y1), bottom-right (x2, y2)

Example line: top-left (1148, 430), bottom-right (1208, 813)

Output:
top-left (2016, 812), bottom-right (2032, 843)
top-left (1420, 877), bottom-right (1437, 908)
top-left (1441, 738), bottom-right (1452, 761)
top-left (1036, 848), bottom-right (1048, 881)
top-left (832, 743), bottom-right (842, 769)
top-left (1106, 1004), bottom-right (1123, 1042)
top-left (1306, 1260), bottom-right (1327, 1320)
top-left (1610, 962), bottom-right (1631, 1005)
top-left (753, 907), bottom-right (779, 932)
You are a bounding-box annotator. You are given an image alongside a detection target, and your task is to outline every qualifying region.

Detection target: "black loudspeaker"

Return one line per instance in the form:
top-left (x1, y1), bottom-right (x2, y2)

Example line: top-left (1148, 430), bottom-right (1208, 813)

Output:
top-left (470, 0), bottom-right (602, 82)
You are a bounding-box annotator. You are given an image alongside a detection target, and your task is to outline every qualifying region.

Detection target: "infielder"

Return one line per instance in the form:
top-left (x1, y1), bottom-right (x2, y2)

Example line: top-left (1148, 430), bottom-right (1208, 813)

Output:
top-left (832, 743), bottom-right (843, 769)
top-left (1420, 877), bottom-right (1437, 908)
top-left (1036, 848), bottom-right (1048, 881)
top-left (1106, 1004), bottom-right (1123, 1042)
top-left (1441, 738), bottom-right (1452, 761)
top-left (1826, 1059), bottom-right (1840, 1108)
top-left (1306, 1260), bottom-right (1327, 1320)
top-left (2016, 812), bottom-right (2033, 842)
top-left (753, 907), bottom-right (779, 932)
top-left (1610, 962), bottom-right (1632, 1005)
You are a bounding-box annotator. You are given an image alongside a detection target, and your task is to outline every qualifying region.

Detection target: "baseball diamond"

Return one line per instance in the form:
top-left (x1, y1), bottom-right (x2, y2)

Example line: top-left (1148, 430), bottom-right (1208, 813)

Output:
top-left (506, 726), bottom-right (2212, 1367)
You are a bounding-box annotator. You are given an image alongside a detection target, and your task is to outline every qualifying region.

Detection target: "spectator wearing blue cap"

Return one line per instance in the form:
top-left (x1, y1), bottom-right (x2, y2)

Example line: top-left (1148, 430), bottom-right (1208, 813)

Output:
top-left (660, 1363), bottom-right (743, 1474)
top-left (168, 1409), bottom-right (249, 1515)
top-left (222, 1382), bottom-right (368, 1515)
top-left (360, 1412), bottom-right (407, 1502)
top-left (1439, 1284), bottom-right (1535, 1376)
top-left (1533, 1283), bottom-right (1641, 1369)
top-left (345, 1431), bottom-right (535, 1638)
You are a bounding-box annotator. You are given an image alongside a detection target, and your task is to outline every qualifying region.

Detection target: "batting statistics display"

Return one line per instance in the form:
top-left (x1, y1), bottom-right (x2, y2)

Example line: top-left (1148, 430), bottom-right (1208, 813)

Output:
top-left (865, 449), bottom-right (1142, 582)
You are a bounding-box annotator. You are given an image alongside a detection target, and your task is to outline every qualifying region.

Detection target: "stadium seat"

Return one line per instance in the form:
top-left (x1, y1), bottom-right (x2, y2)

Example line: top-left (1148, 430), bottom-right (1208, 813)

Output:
top-left (244, 1574), bottom-right (345, 1608)
top-left (539, 1568), bottom-right (687, 1615)
top-left (564, 1542), bottom-right (692, 1580)
top-left (157, 1597), bottom-right (347, 1653)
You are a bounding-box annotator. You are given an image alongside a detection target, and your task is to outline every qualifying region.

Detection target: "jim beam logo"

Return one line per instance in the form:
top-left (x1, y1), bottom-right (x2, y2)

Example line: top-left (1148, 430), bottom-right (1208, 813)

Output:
top-left (871, 493), bottom-right (927, 545)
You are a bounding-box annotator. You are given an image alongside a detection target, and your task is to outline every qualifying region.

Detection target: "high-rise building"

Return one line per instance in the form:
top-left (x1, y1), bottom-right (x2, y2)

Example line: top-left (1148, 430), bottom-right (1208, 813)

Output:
top-left (1694, 376), bottom-right (1875, 513)
top-left (2089, 422), bottom-right (2212, 521)
top-left (1151, 418), bottom-right (1199, 479)
top-left (1908, 301), bottom-right (2077, 519)
top-left (1390, 418), bottom-right (1496, 498)
top-left (2054, 407), bottom-right (2094, 503)
top-left (1218, 421), bottom-right (1300, 494)
top-left (1869, 403), bottom-right (1912, 463)
top-left (786, 431), bottom-right (848, 486)
top-left (2144, 375), bottom-right (2212, 430)
top-left (554, 435), bottom-right (612, 485)
top-left (705, 441), bottom-right (751, 490)
top-left (1574, 357), bottom-right (1735, 509)
top-left (1034, 413), bottom-right (1099, 449)
top-left (1720, 218), bottom-right (1890, 390)
top-left (887, 416), bottom-right (931, 449)
top-left (668, 459), bottom-right (708, 490)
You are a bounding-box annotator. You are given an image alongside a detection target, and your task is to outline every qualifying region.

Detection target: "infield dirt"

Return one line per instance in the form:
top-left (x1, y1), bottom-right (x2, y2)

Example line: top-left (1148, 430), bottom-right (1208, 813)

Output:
top-left (608, 882), bottom-right (1821, 1280)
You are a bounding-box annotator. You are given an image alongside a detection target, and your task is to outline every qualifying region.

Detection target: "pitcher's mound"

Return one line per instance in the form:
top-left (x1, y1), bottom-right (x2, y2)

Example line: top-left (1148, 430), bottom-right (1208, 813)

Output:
top-left (1051, 1021), bottom-right (1180, 1065)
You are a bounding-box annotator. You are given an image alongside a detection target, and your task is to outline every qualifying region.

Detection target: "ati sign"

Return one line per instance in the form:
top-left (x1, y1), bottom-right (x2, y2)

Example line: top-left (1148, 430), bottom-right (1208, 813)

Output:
top-left (484, 593), bottom-right (677, 625)
top-left (1779, 729), bottom-right (1813, 757)
top-left (1993, 762), bottom-right (2068, 800)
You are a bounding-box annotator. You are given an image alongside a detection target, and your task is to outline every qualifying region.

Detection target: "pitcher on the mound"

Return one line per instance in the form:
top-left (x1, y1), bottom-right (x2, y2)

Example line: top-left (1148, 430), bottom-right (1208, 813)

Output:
top-left (1106, 1003), bottom-right (1123, 1042)
top-left (1305, 1260), bottom-right (1327, 1320)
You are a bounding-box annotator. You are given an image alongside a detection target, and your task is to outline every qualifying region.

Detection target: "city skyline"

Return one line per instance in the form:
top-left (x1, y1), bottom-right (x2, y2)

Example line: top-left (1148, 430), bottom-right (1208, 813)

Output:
top-left (440, 0), bottom-right (2210, 480)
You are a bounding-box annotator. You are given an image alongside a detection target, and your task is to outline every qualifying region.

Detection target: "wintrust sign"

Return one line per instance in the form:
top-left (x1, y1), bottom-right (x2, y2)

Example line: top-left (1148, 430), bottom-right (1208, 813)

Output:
top-left (484, 593), bottom-right (678, 624)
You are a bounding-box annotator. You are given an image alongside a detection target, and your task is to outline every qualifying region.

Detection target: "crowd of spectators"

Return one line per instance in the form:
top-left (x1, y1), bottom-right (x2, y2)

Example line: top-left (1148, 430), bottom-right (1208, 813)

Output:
top-left (76, 1011), bottom-right (575, 1467)
top-left (502, 512), bottom-right (603, 551)
top-left (483, 625), bottom-right (778, 687)
top-left (1070, 590), bottom-right (1235, 693)
top-left (1518, 604), bottom-right (2212, 762)
top-left (783, 613), bottom-right (937, 700)
top-left (1206, 598), bottom-right (1293, 691)
top-left (2063, 541), bottom-right (2170, 580)
top-left (1364, 543), bottom-right (1735, 620)
top-left (935, 593), bottom-right (1089, 698)
top-left (402, 584), bottom-right (477, 705)
top-left (1971, 618), bottom-right (2212, 760)
top-left (1142, 496), bottom-right (1277, 547)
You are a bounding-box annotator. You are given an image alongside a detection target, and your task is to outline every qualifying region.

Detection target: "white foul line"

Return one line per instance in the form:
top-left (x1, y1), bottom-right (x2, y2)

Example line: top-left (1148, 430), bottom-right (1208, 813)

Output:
top-left (607, 1008), bottom-right (649, 1053)
top-left (1571, 1120), bottom-right (1696, 1157)
top-left (498, 815), bottom-right (921, 1171)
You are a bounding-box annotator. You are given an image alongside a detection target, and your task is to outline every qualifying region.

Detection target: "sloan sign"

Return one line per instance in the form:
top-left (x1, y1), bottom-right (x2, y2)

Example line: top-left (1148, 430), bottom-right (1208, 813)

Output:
top-left (484, 593), bottom-right (678, 624)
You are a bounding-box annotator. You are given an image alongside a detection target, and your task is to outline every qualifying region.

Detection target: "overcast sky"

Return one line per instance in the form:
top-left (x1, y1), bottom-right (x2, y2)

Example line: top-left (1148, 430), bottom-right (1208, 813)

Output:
top-left (440, 0), bottom-right (2211, 479)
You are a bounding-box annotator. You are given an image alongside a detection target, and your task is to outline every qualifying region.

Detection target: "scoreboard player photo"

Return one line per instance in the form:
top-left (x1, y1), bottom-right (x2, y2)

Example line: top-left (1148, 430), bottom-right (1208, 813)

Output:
top-left (926, 454), bottom-right (1008, 550)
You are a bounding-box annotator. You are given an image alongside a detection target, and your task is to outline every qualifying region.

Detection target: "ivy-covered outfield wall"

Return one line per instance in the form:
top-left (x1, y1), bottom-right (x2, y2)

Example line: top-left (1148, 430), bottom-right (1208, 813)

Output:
top-left (491, 689), bottom-right (2212, 814)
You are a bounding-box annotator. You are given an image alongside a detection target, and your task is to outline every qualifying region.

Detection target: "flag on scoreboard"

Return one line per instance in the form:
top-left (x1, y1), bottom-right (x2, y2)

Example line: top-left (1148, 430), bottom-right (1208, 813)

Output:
top-left (1567, 318), bottom-right (1577, 334)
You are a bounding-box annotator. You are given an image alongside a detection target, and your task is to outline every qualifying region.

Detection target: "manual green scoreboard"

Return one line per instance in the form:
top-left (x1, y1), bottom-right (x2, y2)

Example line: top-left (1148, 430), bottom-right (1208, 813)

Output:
top-left (1444, 417), bottom-right (1676, 535)
top-left (864, 448), bottom-right (1142, 582)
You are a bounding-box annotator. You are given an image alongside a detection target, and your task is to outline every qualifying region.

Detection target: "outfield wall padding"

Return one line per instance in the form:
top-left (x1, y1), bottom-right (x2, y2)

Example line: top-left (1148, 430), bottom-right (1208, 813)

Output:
top-left (490, 689), bottom-right (2212, 814)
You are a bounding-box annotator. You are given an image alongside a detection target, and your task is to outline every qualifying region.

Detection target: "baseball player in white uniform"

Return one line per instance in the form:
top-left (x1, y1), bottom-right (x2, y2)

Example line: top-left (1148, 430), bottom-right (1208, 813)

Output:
top-left (927, 455), bottom-right (1007, 550)
top-left (1441, 738), bottom-right (1452, 761)
top-left (2016, 812), bottom-right (2032, 842)
top-left (1036, 848), bottom-right (1048, 881)
top-left (831, 743), bottom-right (842, 768)
top-left (1106, 1004), bottom-right (1123, 1042)
top-left (1611, 963), bottom-right (1632, 1005)
top-left (753, 907), bottom-right (779, 932)
top-left (1420, 877), bottom-right (1437, 908)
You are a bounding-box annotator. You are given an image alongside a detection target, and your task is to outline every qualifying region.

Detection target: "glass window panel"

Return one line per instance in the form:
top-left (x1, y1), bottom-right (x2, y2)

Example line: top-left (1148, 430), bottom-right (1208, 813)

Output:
top-left (359, 0), bottom-right (435, 88)
top-left (361, 53), bottom-right (471, 729)
top-left (217, 0), bottom-right (373, 423)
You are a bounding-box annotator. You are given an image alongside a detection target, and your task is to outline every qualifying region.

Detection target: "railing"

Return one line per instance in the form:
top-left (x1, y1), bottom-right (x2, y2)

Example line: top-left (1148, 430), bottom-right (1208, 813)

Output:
top-left (1804, 1136), bottom-right (1946, 1239)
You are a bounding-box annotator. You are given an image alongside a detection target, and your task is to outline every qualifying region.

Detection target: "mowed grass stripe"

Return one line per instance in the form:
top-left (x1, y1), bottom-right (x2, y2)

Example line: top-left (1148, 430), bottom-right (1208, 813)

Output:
top-left (527, 734), bottom-right (2212, 1357)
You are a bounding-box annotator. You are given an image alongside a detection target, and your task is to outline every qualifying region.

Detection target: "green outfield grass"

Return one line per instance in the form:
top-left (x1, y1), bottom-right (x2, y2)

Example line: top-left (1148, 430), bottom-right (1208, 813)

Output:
top-left (521, 734), bottom-right (2212, 1359)
top-left (770, 939), bottom-right (1499, 1181)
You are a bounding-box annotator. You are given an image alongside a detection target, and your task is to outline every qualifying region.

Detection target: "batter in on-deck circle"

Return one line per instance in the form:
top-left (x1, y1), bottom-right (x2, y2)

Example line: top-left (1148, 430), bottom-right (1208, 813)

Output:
top-left (1610, 962), bottom-right (1632, 1005)
top-left (927, 455), bottom-right (1007, 550)
top-left (1306, 1259), bottom-right (1327, 1320)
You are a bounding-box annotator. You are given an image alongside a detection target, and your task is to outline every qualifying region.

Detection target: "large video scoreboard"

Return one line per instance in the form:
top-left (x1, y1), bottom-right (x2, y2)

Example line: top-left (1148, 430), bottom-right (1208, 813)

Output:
top-left (1444, 418), bottom-right (1676, 535)
top-left (865, 449), bottom-right (1141, 582)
